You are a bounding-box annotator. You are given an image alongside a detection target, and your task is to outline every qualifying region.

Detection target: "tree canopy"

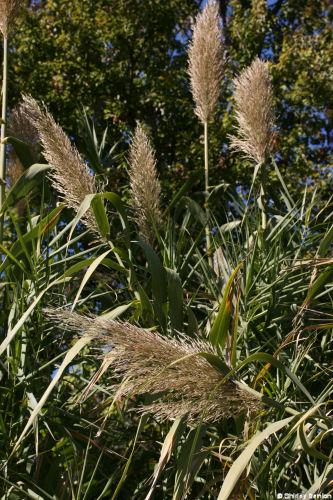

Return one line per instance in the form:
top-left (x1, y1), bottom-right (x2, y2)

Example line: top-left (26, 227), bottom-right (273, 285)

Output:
top-left (9, 0), bottom-right (333, 194)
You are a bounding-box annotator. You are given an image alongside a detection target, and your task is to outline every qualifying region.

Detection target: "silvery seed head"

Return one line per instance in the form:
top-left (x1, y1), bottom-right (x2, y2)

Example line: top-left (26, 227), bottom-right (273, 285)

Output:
top-left (21, 94), bottom-right (101, 237)
top-left (0, 0), bottom-right (23, 37)
top-left (45, 308), bottom-right (260, 425)
top-left (129, 123), bottom-right (161, 242)
top-left (188, 0), bottom-right (224, 124)
top-left (229, 57), bottom-right (275, 164)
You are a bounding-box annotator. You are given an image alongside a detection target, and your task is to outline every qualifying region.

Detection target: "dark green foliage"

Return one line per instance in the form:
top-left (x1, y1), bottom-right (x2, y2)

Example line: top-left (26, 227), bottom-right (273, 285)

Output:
top-left (9, 0), bottom-right (333, 198)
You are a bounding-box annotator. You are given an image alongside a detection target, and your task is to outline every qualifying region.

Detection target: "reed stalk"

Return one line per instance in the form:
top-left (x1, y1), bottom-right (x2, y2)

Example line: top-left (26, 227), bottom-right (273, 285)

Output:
top-left (258, 166), bottom-right (267, 231)
top-left (204, 120), bottom-right (211, 255)
top-left (0, 0), bottom-right (24, 243)
top-left (0, 35), bottom-right (7, 243)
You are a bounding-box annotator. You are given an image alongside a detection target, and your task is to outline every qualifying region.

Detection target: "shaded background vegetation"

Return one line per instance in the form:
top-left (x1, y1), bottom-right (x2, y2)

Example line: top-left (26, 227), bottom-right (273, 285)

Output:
top-left (9, 0), bottom-right (333, 196)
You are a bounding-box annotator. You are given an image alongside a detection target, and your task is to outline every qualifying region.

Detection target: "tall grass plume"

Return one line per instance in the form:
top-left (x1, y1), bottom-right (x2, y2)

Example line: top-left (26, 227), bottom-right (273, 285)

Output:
top-left (129, 123), bottom-right (161, 243)
top-left (21, 94), bottom-right (100, 236)
top-left (0, 0), bottom-right (23, 36)
top-left (188, 0), bottom-right (224, 124)
top-left (45, 308), bottom-right (260, 424)
top-left (229, 57), bottom-right (275, 164)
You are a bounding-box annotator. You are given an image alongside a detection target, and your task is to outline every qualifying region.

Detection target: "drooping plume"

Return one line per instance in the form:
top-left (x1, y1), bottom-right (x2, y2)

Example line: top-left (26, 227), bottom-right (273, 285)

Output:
top-left (0, 0), bottom-right (23, 37)
top-left (129, 123), bottom-right (161, 242)
top-left (21, 94), bottom-right (100, 236)
top-left (188, 0), bottom-right (224, 123)
top-left (229, 58), bottom-right (275, 164)
top-left (45, 308), bottom-right (260, 424)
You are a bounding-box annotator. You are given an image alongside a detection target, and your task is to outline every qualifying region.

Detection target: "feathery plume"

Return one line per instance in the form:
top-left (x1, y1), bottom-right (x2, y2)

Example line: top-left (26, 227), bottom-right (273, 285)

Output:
top-left (0, 0), bottom-right (23, 37)
top-left (188, 0), bottom-right (224, 123)
top-left (21, 94), bottom-right (100, 236)
top-left (45, 308), bottom-right (260, 424)
top-left (229, 58), bottom-right (275, 164)
top-left (129, 123), bottom-right (161, 242)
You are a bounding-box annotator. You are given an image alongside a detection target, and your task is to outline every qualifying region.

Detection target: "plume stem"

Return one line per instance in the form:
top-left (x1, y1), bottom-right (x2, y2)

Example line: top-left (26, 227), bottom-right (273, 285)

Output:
top-left (204, 121), bottom-right (211, 260)
top-left (0, 34), bottom-right (8, 244)
top-left (259, 184), bottom-right (267, 231)
top-left (258, 165), bottom-right (267, 232)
